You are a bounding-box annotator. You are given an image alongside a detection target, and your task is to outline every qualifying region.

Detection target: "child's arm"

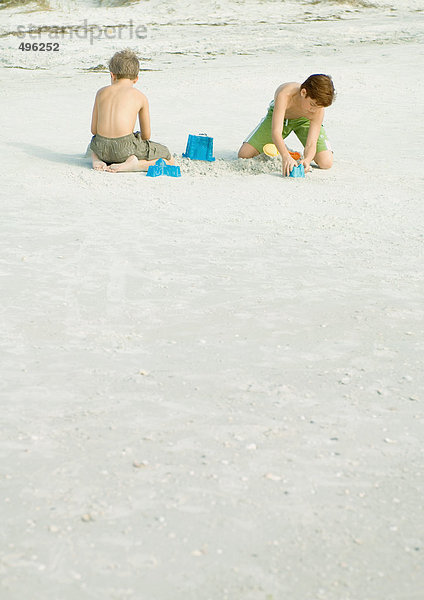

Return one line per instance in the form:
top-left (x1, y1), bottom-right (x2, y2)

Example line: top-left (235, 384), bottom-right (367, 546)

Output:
top-left (90, 92), bottom-right (99, 135)
top-left (138, 93), bottom-right (151, 140)
top-left (271, 91), bottom-right (298, 177)
top-left (301, 109), bottom-right (324, 171)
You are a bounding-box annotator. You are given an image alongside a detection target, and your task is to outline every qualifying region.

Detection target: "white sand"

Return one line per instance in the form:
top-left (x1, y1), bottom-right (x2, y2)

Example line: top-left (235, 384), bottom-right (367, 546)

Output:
top-left (1, 2), bottom-right (424, 599)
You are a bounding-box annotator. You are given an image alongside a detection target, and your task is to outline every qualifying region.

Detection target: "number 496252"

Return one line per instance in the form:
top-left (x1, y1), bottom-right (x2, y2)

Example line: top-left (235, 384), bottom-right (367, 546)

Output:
top-left (19, 42), bottom-right (59, 51)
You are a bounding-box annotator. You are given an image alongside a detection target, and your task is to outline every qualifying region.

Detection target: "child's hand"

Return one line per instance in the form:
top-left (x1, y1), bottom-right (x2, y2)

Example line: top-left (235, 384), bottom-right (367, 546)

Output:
top-left (299, 159), bottom-right (312, 174)
top-left (282, 155), bottom-right (297, 177)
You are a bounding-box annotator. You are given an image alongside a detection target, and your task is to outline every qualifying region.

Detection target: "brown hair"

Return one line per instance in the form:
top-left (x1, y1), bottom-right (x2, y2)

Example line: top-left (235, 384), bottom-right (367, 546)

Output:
top-left (300, 74), bottom-right (335, 107)
top-left (108, 49), bottom-right (139, 80)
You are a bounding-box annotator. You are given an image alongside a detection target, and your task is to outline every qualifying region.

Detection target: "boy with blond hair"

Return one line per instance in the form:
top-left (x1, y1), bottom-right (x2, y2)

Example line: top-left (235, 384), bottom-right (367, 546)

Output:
top-left (90, 49), bottom-right (174, 172)
top-left (238, 74), bottom-right (335, 176)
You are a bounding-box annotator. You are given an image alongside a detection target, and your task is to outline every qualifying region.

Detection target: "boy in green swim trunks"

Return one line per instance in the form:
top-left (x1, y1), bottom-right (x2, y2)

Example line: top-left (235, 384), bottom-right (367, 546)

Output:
top-left (90, 49), bottom-right (175, 172)
top-left (238, 74), bottom-right (335, 176)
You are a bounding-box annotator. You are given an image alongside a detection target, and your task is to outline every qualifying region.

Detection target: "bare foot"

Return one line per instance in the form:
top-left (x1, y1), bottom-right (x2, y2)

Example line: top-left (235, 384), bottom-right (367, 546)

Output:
top-left (93, 159), bottom-right (107, 171)
top-left (91, 151), bottom-right (107, 171)
top-left (106, 155), bottom-right (141, 173)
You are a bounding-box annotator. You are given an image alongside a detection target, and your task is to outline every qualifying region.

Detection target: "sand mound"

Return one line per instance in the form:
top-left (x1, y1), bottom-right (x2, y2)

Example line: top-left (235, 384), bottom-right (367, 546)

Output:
top-left (175, 154), bottom-right (283, 177)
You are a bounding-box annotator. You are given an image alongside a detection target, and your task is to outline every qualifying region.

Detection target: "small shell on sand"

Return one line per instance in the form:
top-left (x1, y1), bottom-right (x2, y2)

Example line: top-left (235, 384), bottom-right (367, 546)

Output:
top-left (81, 513), bottom-right (94, 522)
top-left (264, 473), bottom-right (282, 482)
top-left (133, 460), bottom-right (149, 468)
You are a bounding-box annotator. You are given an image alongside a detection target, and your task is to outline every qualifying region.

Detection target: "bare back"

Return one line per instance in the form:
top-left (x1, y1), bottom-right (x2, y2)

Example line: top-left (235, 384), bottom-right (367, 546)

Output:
top-left (91, 80), bottom-right (149, 139)
top-left (274, 82), bottom-right (304, 119)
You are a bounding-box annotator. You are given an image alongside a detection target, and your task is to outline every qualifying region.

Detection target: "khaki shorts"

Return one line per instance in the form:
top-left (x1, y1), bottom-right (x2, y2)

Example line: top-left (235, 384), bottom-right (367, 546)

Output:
top-left (90, 132), bottom-right (171, 164)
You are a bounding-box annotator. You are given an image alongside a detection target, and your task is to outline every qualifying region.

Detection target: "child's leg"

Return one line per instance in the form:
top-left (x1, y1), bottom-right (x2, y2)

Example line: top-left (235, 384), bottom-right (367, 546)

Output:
top-left (106, 155), bottom-right (175, 173)
top-left (91, 151), bottom-right (107, 171)
top-left (293, 119), bottom-right (333, 169)
top-left (238, 109), bottom-right (273, 158)
top-left (238, 142), bottom-right (260, 158)
top-left (313, 150), bottom-right (333, 169)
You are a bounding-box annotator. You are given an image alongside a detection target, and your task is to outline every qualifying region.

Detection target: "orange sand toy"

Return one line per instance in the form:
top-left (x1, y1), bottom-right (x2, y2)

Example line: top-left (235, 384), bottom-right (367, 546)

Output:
top-left (263, 143), bottom-right (301, 161)
top-left (289, 151), bottom-right (302, 160)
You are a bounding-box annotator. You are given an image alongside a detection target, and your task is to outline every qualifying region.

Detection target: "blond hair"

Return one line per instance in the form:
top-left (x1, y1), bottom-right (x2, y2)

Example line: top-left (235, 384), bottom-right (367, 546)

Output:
top-left (108, 49), bottom-right (139, 80)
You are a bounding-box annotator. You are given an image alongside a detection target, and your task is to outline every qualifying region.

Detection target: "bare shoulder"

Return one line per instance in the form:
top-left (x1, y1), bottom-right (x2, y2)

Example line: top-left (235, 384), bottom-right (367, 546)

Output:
top-left (96, 85), bottom-right (110, 96)
top-left (311, 106), bottom-right (325, 122)
top-left (275, 81), bottom-right (299, 100)
top-left (132, 88), bottom-right (149, 106)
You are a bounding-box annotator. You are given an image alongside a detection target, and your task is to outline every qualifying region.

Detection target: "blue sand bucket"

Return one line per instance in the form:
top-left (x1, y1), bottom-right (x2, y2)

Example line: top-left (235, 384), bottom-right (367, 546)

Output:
top-left (182, 134), bottom-right (215, 162)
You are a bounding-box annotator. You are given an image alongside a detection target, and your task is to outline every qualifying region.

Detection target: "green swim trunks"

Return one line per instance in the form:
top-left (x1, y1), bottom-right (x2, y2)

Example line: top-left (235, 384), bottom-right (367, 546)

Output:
top-left (244, 101), bottom-right (332, 154)
top-left (90, 131), bottom-right (171, 164)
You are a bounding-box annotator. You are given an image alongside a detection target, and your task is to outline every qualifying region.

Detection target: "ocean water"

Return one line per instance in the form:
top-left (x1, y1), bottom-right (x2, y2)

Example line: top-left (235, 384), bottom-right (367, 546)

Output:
top-left (0, 0), bottom-right (381, 8)
top-left (2, 0), bottom-right (423, 10)
top-left (0, 0), bottom-right (423, 71)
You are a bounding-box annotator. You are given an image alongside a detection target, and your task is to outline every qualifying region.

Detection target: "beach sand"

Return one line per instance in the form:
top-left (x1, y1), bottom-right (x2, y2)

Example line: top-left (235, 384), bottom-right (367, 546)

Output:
top-left (1, 1), bottom-right (424, 599)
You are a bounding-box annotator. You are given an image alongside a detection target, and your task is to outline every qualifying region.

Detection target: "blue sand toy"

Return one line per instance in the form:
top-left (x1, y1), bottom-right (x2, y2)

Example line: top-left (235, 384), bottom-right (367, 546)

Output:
top-left (146, 158), bottom-right (181, 178)
top-left (183, 134), bottom-right (215, 162)
top-left (289, 163), bottom-right (305, 178)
